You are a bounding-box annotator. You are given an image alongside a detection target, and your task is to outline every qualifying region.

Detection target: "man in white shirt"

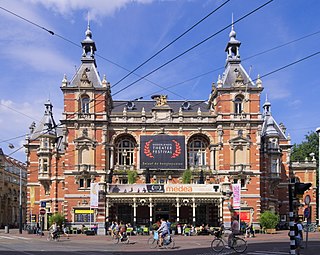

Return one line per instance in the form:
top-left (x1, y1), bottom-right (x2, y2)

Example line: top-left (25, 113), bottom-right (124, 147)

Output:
top-left (157, 218), bottom-right (169, 247)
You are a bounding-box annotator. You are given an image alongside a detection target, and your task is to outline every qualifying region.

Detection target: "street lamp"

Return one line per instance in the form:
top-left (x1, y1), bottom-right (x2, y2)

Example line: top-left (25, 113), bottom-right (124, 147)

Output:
top-left (316, 127), bottom-right (320, 226)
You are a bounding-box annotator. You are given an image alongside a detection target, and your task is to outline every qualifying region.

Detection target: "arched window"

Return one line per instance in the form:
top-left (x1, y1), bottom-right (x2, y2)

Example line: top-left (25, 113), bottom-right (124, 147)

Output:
top-left (188, 136), bottom-right (209, 167)
top-left (234, 96), bottom-right (243, 115)
top-left (116, 137), bottom-right (136, 166)
top-left (80, 96), bottom-right (90, 114)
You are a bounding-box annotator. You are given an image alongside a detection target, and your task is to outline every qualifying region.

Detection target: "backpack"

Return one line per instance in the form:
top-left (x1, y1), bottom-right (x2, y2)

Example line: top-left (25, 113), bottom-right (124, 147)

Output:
top-left (294, 223), bottom-right (302, 236)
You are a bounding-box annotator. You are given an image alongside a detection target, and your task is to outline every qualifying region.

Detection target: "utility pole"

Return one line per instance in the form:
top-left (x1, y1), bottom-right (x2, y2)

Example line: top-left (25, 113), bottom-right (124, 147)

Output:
top-left (316, 127), bottom-right (320, 226)
top-left (288, 183), bottom-right (295, 255)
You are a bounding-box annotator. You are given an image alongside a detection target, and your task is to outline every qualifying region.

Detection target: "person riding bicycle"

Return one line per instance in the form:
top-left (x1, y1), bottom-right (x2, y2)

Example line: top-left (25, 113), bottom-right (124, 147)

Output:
top-left (228, 216), bottom-right (240, 247)
top-left (119, 221), bottom-right (127, 240)
top-left (157, 218), bottom-right (169, 247)
top-left (49, 222), bottom-right (58, 239)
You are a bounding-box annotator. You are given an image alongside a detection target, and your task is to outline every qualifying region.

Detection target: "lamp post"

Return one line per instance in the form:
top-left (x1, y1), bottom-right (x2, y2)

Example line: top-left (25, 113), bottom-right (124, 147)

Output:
top-left (19, 168), bottom-right (22, 234)
top-left (316, 127), bottom-right (320, 225)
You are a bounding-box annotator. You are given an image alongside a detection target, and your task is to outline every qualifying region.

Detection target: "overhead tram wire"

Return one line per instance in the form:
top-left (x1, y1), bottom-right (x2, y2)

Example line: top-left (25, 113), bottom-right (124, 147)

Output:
top-left (145, 28), bottom-right (320, 96)
top-left (6, 56), bottom-right (320, 158)
top-left (111, 0), bottom-right (274, 97)
top-left (110, 0), bottom-right (231, 89)
top-left (0, 5), bottom-right (191, 102)
top-left (0, 1), bottom-right (273, 120)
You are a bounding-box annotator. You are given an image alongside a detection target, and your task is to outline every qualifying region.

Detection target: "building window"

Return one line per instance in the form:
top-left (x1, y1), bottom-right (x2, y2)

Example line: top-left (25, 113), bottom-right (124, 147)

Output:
top-left (79, 178), bottom-right (91, 189)
top-left (271, 158), bottom-right (279, 174)
top-left (81, 96), bottom-right (90, 114)
top-left (116, 137), bottom-right (136, 166)
top-left (43, 158), bottom-right (48, 172)
top-left (188, 136), bottom-right (208, 167)
top-left (234, 96), bottom-right (243, 115)
top-left (234, 178), bottom-right (246, 188)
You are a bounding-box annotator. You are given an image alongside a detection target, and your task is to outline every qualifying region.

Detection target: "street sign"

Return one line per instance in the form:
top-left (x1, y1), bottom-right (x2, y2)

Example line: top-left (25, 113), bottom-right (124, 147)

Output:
top-left (304, 195), bottom-right (311, 205)
top-left (40, 201), bottom-right (46, 208)
top-left (39, 209), bottom-right (46, 215)
top-left (304, 207), bottom-right (310, 219)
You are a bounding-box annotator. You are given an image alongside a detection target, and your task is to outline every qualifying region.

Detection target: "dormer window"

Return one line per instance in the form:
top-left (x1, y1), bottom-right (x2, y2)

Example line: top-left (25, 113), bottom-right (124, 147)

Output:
top-left (234, 96), bottom-right (243, 115)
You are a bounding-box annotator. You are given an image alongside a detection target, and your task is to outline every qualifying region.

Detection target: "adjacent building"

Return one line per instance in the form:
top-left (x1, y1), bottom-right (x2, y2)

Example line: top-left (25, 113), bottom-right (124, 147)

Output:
top-left (0, 148), bottom-right (27, 228)
top-left (25, 24), bottom-right (298, 232)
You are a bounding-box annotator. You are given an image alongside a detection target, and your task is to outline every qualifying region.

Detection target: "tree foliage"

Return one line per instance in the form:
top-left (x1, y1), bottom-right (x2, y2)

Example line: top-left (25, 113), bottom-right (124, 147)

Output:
top-left (127, 170), bottom-right (137, 184)
top-left (290, 131), bottom-right (319, 163)
top-left (259, 211), bottom-right (279, 229)
top-left (182, 169), bottom-right (192, 184)
top-left (49, 212), bottom-right (65, 228)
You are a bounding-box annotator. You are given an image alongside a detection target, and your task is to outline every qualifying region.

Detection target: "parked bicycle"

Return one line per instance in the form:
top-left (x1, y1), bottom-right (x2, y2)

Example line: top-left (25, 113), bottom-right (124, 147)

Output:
top-left (211, 229), bottom-right (247, 253)
top-left (113, 232), bottom-right (130, 244)
top-left (147, 231), bottom-right (175, 249)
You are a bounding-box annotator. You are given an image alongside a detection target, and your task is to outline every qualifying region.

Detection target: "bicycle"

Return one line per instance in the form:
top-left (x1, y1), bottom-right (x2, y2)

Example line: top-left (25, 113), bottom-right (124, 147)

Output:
top-left (211, 229), bottom-right (247, 253)
top-left (302, 222), bottom-right (317, 232)
top-left (47, 231), bottom-right (60, 242)
top-left (147, 231), bottom-right (175, 249)
top-left (113, 232), bottom-right (130, 244)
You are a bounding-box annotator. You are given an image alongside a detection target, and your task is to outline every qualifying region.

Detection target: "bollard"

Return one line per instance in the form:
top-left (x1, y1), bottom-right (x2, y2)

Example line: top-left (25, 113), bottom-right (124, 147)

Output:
top-left (4, 226), bottom-right (9, 234)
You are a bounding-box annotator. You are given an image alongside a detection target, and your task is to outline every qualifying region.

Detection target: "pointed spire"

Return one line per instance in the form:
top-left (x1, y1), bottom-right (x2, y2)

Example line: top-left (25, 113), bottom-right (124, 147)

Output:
top-left (81, 21), bottom-right (97, 64)
top-left (225, 14), bottom-right (241, 64)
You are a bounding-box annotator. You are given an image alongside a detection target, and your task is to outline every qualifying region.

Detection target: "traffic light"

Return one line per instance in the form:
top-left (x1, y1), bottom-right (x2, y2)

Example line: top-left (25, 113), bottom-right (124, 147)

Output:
top-left (145, 167), bottom-right (150, 184)
top-left (294, 182), bottom-right (312, 198)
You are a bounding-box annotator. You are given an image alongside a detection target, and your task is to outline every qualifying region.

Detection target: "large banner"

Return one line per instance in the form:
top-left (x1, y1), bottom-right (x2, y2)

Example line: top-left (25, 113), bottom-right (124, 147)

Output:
top-left (90, 182), bottom-right (99, 208)
top-left (140, 135), bottom-right (185, 170)
top-left (232, 183), bottom-right (241, 209)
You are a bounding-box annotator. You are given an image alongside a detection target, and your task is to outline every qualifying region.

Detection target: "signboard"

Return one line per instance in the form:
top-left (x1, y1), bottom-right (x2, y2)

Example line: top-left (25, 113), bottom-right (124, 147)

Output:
top-left (108, 184), bottom-right (221, 194)
top-left (109, 184), bottom-right (164, 193)
top-left (140, 135), bottom-right (185, 170)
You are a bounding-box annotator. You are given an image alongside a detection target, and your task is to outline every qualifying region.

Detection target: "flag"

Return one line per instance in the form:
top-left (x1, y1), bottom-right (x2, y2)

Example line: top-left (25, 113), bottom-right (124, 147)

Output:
top-left (232, 183), bottom-right (241, 209)
top-left (90, 182), bottom-right (99, 208)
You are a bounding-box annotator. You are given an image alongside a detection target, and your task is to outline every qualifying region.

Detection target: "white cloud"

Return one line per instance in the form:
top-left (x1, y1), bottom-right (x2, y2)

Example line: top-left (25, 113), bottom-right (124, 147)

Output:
top-left (26, 0), bottom-right (153, 21)
top-left (6, 46), bottom-right (75, 74)
top-left (263, 78), bottom-right (291, 100)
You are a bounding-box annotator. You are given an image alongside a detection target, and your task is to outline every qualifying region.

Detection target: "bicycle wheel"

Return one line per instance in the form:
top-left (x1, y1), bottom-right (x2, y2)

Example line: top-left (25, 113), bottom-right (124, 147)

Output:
top-left (113, 236), bottom-right (120, 244)
top-left (211, 238), bottom-right (224, 252)
top-left (232, 237), bottom-right (247, 253)
top-left (147, 237), bottom-right (158, 248)
top-left (47, 233), bottom-right (52, 241)
top-left (165, 238), bottom-right (175, 249)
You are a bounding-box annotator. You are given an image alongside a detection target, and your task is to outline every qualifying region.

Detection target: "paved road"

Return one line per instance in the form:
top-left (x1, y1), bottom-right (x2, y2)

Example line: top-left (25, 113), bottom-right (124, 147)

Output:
top-left (0, 229), bottom-right (319, 254)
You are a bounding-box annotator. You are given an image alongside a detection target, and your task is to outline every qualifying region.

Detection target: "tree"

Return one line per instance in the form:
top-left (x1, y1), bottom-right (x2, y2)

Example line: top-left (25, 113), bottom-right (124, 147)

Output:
top-left (49, 212), bottom-right (65, 228)
top-left (259, 211), bottom-right (279, 229)
top-left (290, 131), bottom-right (319, 163)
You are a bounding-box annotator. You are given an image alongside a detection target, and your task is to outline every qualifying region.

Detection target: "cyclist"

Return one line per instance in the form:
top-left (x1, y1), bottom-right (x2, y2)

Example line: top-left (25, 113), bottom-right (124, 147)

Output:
top-left (119, 221), bottom-right (127, 240)
top-left (228, 216), bottom-right (240, 247)
top-left (157, 218), bottom-right (169, 247)
top-left (49, 222), bottom-right (58, 239)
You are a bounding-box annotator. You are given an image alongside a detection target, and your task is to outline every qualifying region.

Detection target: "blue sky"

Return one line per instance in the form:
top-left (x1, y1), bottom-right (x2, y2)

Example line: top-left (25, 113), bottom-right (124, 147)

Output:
top-left (0, 0), bottom-right (319, 162)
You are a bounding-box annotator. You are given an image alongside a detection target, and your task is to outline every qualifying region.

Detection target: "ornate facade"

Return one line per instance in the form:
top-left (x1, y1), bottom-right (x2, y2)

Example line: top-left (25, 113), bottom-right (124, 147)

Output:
top-left (25, 24), bottom-right (294, 232)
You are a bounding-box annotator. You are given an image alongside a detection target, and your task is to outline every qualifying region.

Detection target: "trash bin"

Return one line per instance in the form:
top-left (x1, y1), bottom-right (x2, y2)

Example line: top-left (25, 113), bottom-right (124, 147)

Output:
top-left (4, 226), bottom-right (9, 234)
